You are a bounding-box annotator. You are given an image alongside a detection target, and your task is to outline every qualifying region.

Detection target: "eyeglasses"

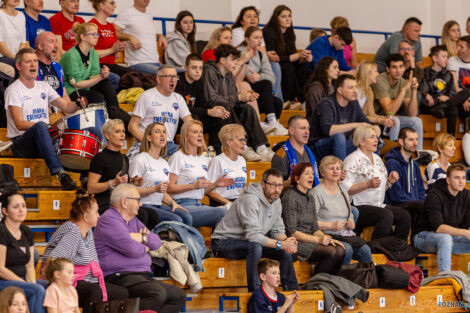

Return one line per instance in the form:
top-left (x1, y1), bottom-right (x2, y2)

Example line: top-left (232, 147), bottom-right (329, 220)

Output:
top-left (398, 47), bottom-right (414, 51)
top-left (85, 33), bottom-right (100, 38)
top-left (126, 197), bottom-right (141, 203)
top-left (263, 181), bottom-right (284, 190)
top-left (159, 75), bottom-right (179, 80)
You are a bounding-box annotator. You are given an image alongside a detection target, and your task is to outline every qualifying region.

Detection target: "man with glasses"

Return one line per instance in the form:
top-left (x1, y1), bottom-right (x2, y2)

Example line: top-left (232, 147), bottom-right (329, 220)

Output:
top-left (375, 17), bottom-right (423, 73)
top-left (128, 64), bottom-right (192, 159)
top-left (49, 0), bottom-right (85, 55)
top-left (94, 183), bottom-right (187, 313)
top-left (212, 168), bottom-right (299, 292)
top-left (397, 40), bottom-right (423, 83)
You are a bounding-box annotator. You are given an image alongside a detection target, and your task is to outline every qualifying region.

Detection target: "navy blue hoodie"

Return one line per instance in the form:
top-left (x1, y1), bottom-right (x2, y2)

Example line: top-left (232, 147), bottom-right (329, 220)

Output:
top-left (384, 147), bottom-right (426, 205)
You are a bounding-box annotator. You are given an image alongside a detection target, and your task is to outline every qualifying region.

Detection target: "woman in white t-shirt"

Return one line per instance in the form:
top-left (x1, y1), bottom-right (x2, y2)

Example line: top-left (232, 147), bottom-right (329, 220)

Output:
top-left (129, 122), bottom-right (191, 224)
top-left (0, 0), bottom-right (28, 70)
top-left (207, 124), bottom-right (247, 208)
top-left (168, 120), bottom-right (235, 227)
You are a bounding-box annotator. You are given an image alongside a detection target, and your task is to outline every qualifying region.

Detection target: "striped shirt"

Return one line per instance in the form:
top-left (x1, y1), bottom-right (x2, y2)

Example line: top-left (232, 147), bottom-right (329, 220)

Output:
top-left (42, 221), bottom-right (99, 283)
top-left (425, 159), bottom-right (449, 190)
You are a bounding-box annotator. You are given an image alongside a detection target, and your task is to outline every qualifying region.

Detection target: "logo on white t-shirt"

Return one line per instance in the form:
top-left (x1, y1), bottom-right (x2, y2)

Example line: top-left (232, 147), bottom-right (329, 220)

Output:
top-left (163, 168), bottom-right (169, 176)
top-left (40, 92), bottom-right (46, 99)
top-left (242, 166), bottom-right (247, 173)
top-left (202, 164), bottom-right (208, 171)
top-left (172, 102), bottom-right (179, 111)
top-left (151, 101), bottom-right (161, 107)
top-left (184, 163), bottom-right (194, 169)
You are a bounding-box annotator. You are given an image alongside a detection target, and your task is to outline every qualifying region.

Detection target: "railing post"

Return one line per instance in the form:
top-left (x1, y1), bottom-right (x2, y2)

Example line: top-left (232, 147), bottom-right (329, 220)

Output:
top-left (162, 19), bottom-right (167, 36)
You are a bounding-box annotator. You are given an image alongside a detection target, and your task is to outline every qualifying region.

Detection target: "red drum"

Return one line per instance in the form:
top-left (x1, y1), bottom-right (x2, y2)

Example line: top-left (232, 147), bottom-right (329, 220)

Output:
top-left (58, 129), bottom-right (102, 170)
top-left (48, 125), bottom-right (61, 141)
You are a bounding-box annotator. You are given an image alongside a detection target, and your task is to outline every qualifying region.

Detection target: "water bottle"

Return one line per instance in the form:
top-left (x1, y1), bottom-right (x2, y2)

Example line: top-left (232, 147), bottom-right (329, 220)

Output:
top-left (382, 112), bottom-right (394, 137)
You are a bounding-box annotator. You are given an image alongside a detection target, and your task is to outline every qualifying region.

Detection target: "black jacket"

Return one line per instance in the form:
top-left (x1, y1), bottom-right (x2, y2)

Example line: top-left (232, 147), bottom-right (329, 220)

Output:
top-left (413, 178), bottom-right (470, 237)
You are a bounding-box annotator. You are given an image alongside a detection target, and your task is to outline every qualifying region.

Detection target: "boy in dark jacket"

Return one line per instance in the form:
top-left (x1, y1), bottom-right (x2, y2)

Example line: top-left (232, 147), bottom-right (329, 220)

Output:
top-left (384, 127), bottom-right (425, 225)
top-left (248, 259), bottom-right (299, 313)
top-left (413, 164), bottom-right (470, 272)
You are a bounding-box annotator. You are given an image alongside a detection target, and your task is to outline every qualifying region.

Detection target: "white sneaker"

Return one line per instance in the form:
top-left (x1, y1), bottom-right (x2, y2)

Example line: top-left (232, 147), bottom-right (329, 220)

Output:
top-left (260, 122), bottom-right (276, 135)
top-left (0, 141), bottom-right (12, 153)
top-left (289, 102), bottom-right (302, 110)
top-left (271, 121), bottom-right (288, 136)
top-left (257, 147), bottom-right (275, 162)
top-left (242, 147), bottom-right (262, 162)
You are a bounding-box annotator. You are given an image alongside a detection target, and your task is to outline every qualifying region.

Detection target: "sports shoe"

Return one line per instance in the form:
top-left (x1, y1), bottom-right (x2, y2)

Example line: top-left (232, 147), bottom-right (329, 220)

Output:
top-left (257, 147), bottom-right (275, 162)
top-left (242, 147), bottom-right (262, 162)
top-left (260, 122), bottom-right (276, 135)
top-left (289, 102), bottom-right (302, 110)
top-left (57, 171), bottom-right (77, 190)
top-left (282, 101), bottom-right (291, 110)
top-left (271, 121), bottom-right (288, 136)
top-left (0, 141), bottom-right (12, 153)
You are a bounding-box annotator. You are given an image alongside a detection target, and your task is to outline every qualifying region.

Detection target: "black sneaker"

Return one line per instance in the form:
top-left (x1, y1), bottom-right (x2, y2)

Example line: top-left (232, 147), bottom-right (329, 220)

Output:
top-left (58, 172), bottom-right (77, 190)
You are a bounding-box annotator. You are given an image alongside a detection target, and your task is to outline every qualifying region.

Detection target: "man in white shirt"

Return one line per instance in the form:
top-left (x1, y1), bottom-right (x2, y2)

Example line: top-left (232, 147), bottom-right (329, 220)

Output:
top-left (447, 36), bottom-right (470, 119)
top-left (5, 48), bottom-right (85, 190)
top-left (114, 0), bottom-right (167, 74)
top-left (128, 64), bottom-right (192, 159)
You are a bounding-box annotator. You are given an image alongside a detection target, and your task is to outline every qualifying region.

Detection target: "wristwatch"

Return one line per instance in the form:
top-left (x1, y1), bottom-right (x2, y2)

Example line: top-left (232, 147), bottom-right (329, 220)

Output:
top-left (275, 240), bottom-right (282, 251)
top-left (142, 233), bottom-right (148, 244)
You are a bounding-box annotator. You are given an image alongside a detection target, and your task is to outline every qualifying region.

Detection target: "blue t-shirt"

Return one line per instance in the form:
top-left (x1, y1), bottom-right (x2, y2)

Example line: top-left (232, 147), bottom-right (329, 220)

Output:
top-left (248, 287), bottom-right (286, 313)
top-left (24, 12), bottom-right (52, 49)
top-left (307, 35), bottom-right (352, 72)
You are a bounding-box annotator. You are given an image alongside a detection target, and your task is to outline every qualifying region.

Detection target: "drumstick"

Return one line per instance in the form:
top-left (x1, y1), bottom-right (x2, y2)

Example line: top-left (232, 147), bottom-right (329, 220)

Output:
top-left (162, 114), bottom-right (168, 125)
top-left (69, 78), bottom-right (89, 122)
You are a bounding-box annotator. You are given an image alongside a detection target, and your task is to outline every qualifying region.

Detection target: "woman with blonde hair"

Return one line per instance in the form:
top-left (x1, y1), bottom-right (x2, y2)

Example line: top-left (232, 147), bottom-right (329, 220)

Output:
top-left (129, 122), bottom-right (190, 223)
top-left (168, 120), bottom-right (235, 227)
top-left (356, 60), bottom-right (398, 138)
top-left (441, 20), bottom-right (460, 57)
top-left (425, 133), bottom-right (456, 189)
top-left (330, 16), bottom-right (357, 68)
top-left (202, 26), bottom-right (232, 62)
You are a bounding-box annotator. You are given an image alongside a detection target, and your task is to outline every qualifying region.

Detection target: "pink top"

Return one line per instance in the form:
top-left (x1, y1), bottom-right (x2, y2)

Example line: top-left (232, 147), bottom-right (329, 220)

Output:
top-left (44, 282), bottom-right (79, 313)
top-left (343, 45), bottom-right (352, 66)
top-left (73, 261), bottom-right (108, 301)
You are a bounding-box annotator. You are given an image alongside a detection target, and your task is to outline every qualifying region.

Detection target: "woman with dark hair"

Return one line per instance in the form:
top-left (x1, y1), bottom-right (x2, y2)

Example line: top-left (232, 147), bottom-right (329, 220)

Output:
top-left (0, 286), bottom-right (29, 313)
top-left (0, 193), bottom-right (46, 313)
top-left (262, 5), bottom-right (311, 102)
top-left (231, 6), bottom-right (284, 102)
top-left (281, 163), bottom-right (345, 275)
top-left (304, 57), bottom-right (339, 121)
top-left (165, 10), bottom-right (197, 69)
top-left (42, 190), bottom-right (129, 313)
top-left (238, 26), bottom-right (286, 135)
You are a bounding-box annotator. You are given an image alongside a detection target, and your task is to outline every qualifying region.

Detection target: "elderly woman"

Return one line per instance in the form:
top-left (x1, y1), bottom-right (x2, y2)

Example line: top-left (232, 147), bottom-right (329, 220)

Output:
top-left (311, 156), bottom-right (373, 264)
top-left (129, 122), bottom-right (190, 222)
top-left (0, 193), bottom-right (46, 313)
top-left (281, 162), bottom-right (345, 275)
top-left (425, 133), bottom-right (456, 189)
top-left (207, 124), bottom-right (247, 208)
top-left (87, 119), bottom-right (158, 229)
top-left (341, 125), bottom-right (410, 240)
top-left (42, 190), bottom-right (129, 313)
top-left (168, 120), bottom-right (234, 227)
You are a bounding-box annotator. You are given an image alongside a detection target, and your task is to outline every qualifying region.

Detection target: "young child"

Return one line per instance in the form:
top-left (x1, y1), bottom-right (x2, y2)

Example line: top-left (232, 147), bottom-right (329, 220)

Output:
top-left (0, 287), bottom-right (30, 313)
top-left (248, 259), bottom-right (299, 313)
top-left (43, 258), bottom-right (80, 313)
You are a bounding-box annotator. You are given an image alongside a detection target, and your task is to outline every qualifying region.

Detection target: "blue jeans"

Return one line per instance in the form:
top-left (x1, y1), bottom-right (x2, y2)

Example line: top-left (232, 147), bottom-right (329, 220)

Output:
top-left (108, 71), bottom-right (120, 90)
top-left (129, 62), bottom-right (161, 75)
top-left (165, 141), bottom-right (179, 158)
top-left (212, 239), bottom-right (298, 292)
top-left (173, 198), bottom-right (226, 227)
top-left (270, 61), bottom-right (283, 102)
top-left (0, 279), bottom-right (46, 313)
top-left (144, 204), bottom-right (188, 223)
top-left (11, 121), bottom-right (63, 175)
top-left (313, 133), bottom-right (357, 160)
top-left (351, 206), bottom-right (359, 224)
top-left (341, 242), bottom-right (373, 264)
top-left (389, 116), bottom-right (423, 150)
top-left (413, 231), bottom-right (470, 272)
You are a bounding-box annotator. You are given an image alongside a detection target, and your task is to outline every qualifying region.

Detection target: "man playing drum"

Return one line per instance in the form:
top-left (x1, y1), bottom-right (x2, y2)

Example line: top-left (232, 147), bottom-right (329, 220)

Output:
top-left (5, 48), bottom-right (87, 190)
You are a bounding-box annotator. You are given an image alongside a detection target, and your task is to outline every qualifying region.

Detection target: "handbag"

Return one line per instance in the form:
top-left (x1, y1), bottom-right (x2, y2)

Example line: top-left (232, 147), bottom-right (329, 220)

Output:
top-left (94, 297), bottom-right (140, 313)
top-left (375, 264), bottom-right (410, 289)
top-left (338, 261), bottom-right (378, 289)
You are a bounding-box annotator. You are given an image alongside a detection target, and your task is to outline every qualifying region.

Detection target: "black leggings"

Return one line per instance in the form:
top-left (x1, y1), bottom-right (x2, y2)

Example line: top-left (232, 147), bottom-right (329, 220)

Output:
top-left (355, 205), bottom-right (411, 240)
top-left (279, 61), bottom-right (309, 102)
top-left (309, 244), bottom-right (345, 275)
top-left (249, 80), bottom-right (282, 119)
top-left (75, 280), bottom-right (129, 313)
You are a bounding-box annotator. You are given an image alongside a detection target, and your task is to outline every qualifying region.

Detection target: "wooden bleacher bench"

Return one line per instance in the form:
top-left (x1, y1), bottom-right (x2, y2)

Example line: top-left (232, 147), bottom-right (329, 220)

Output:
top-left (418, 253), bottom-right (470, 277)
top-left (22, 190), bottom-right (76, 221)
top-left (29, 224), bottom-right (59, 242)
top-left (219, 285), bottom-right (462, 313)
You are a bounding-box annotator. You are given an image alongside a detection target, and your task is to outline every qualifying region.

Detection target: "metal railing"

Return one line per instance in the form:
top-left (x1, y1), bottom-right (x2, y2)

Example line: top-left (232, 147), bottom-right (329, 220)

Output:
top-left (38, 9), bottom-right (441, 45)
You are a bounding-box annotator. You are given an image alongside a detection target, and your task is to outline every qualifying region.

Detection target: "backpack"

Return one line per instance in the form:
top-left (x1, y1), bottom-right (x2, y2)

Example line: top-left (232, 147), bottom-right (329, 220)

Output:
top-left (0, 72), bottom-right (14, 128)
top-left (0, 164), bottom-right (20, 197)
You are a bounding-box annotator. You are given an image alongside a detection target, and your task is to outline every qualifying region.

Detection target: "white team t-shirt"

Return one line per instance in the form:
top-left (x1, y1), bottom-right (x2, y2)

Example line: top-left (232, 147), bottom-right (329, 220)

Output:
top-left (133, 88), bottom-right (191, 141)
top-left (129, 152), bottom-right (170, 206)
top-left (0, 10), bottom-right (27, 56)
top-left (448, 56), bottom-right (470, 89)
top-left (169, 150), bottom-right (209, 200)
top-left (207, 153), bottom-right (246, 200)
top-left (114, 6), bottom-right (159, 66)
top-left (5, 80), bottom-right (59, 138)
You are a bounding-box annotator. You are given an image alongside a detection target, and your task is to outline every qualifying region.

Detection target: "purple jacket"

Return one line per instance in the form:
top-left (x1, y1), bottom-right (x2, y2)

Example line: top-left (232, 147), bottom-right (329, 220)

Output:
top-left (94, 207), bottom-right (162, 277)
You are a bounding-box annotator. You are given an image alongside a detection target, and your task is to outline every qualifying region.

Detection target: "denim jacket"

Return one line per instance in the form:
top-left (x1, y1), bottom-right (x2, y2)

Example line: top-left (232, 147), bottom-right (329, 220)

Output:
top-left (153, 221), bottom-right (207, 272)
